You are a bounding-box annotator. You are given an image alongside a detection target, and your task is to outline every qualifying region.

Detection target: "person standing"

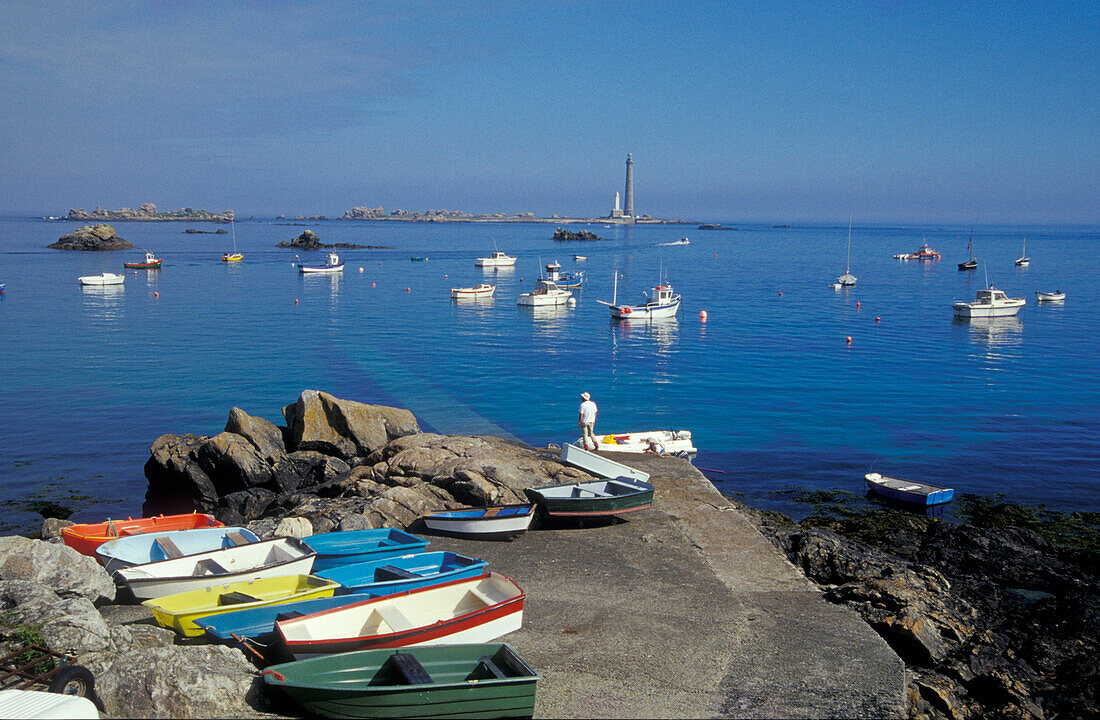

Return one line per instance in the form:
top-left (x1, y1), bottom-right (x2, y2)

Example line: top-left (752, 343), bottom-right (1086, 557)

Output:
top-left (578, 392), bottom-right (598, 450)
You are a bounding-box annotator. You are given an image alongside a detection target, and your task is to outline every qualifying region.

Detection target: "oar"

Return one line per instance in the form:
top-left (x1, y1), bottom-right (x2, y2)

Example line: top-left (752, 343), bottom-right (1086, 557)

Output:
top-left (695, 466), bottom-right (726, 474)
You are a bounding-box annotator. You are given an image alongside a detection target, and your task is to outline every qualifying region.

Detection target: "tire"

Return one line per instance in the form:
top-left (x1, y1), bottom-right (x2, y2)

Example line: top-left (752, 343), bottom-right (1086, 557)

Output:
top-left (47, 664), bottom-right (95, 697)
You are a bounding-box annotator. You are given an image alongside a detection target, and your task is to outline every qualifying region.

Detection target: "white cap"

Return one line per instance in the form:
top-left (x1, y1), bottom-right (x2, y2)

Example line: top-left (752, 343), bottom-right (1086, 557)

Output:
top-left (581, 392), bottom-right (591, 401)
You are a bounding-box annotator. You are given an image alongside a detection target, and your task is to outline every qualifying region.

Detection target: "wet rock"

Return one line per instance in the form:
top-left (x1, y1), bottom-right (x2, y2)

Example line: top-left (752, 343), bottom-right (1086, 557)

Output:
top-left (0, 536), bottom-right (115, 604)
top-left (143, 434), bottom-right (218, 513)
top-left (40, 517), bottom-right (74, 540)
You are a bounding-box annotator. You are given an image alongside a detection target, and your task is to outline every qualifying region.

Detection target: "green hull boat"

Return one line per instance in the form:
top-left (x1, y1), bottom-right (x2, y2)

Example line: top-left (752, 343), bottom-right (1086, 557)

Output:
top-left (524, 477), bottom-right (654, 517)
top-left (263, 643), bottom-right (538, 719)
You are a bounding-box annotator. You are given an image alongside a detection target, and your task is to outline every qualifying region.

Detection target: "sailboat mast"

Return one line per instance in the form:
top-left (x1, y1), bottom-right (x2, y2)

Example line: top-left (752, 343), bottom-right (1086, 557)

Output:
top-left (612, 269), bottom-right (618, 306)
top-left (845, 213), bottom-right (852, 272)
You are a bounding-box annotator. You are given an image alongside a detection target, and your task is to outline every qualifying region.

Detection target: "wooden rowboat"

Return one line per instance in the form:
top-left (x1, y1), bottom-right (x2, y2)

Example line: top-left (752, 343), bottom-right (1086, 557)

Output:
top-left (421, 504), bottom-right (536, 540)
top-left (276, 572), bottom-right (524, 659)
top-left (143, 574), bottom-right (339, 637)
top-left (524, 477), bottom-right (655, 518)
top-left (94, 526), bottom-right (258, 572)
top-left (113, 537), bottom-right (317, 600)
top-left (261, 643), bottom-right (539, 719)
top-left (301, 528), bottom-right (428, 573)
top-left (1036, 290), bottom-right (1065, 302)
top-left (864, 472), bottom-right (955, 506)
top-left (61, 512), bottom-right (224, 557)
top-left (450, 284), bottom-right (496, 299)
top-left (315, 551), bottom-right (487, 597)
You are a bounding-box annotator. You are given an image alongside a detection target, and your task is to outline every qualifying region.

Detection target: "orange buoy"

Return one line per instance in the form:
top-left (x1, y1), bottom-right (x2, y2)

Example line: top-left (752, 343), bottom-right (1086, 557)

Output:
top-left (406, 287), bottom-right (411, 293)
top-left (778, 291), bottom-right (783, 296)
top-left (371, 282), bottom-right (376, 287)
top-left (444, 274), bottom-right (447, 279)
top-left (714, 253), bottom-right (717, 259)
top-left (856, 301), bottom-right (861, 309)
top-left (846, 336), bottom-right (852, 344)
top-left (154, 291), bottom-right (159, 299)
top-left (699, 310), bottom-right (708, 322)
top-left (294, 298), bottom-right (299, 305)
top-left (875, 316), bottom-right (881, 323)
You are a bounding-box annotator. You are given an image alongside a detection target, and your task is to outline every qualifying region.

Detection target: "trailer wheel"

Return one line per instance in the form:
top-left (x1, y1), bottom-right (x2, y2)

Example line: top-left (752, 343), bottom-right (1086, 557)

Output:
top-left (48, 664), bottom-right (95, 697)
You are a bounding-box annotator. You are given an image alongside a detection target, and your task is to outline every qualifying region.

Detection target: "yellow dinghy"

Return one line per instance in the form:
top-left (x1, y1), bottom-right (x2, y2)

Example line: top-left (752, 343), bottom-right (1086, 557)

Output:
top-left (143, 574), bottom-right (339, 637)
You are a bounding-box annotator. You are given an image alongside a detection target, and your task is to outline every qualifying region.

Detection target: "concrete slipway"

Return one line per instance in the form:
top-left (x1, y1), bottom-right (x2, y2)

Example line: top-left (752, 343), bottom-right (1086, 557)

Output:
top-left (437, 451), bottom-right (906, 719)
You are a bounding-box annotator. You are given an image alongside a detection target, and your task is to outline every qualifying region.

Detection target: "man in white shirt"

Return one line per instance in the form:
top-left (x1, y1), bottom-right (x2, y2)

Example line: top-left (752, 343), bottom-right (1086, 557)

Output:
top-left (578, 392), bottom-right (598, 450)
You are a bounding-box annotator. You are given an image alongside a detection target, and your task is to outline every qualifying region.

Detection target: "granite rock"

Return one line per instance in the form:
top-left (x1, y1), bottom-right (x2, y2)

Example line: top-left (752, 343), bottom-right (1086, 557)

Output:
top-left (47, 223), bottom-right (133, 250)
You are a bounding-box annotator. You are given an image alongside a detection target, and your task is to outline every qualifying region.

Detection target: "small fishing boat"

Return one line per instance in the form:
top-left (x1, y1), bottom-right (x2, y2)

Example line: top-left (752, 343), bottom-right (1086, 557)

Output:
top-left (61, 512), bottom-right (224, 557)
top-left (559, 442), bottom-right (651, 483)
top-left (598, 269), bottom-right (680, 320)
top-left (953, 284), bottom-right (1026, 318)
top-left (199, 593), bottom-right (379, 645)
top-left (475, 251), bottom-right (516, 268)
top-left (410, 256), bottom-right (428, 262)
top-left (420, 504), bottom-right (536, 539)
top-left (0, 283), bottom-right (5, 294)
top-left (864, 472), bottom-right (954, 506)
top-left (261, 643), bottom-right (539, 719)
top-left (1015, 237), bottom-right (1030, 266)
top-left (301, 528), bottom-right (429, 573)
top-left (315, 551), bottom-right (487, 596)
top-left (276, 573), bottom-right (524, 659)
top-left (1036, 290), bottom-right (1065, 302)
top-left (524, 477), bottom-right (655, 518)
top-left (958, 234), bottom-right (977, 270)
top-left (573, 254), bottom-right (587, 261)
top-left (543, 261), bottom-right (585, 288)
top-left (298, 252), bottom-right (344, 274)
top-left (113, 537), bottom-right (317, 600)
top-left (516, 279), bottom-right (571, 307)
top-left (124, 251), bottom-right (163, 269)
top-left (143, 574), bottom-right (339, 637)
top-left (450, 283), bottom-right (496, 300)
top-left (895, 241), bottom-right (940, 260)
top-left (78, 272), bottom-right (124, 286)
top-left (95, 526), bottom-right (259, 572)
top-left (584, 430), bottom-right (696, 456)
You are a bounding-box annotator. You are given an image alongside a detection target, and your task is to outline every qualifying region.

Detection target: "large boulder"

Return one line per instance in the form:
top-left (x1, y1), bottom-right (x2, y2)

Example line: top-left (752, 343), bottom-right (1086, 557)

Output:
top-left (143, 434), bottom-right (218, 513)
top-left (282, 390), bottom-right (419, 458)
top-left (194, 432), bottom-right (273, 494)
top-left (276, 229), bottom-right (324, 250)
top-left (0, 581), bottom-right (112, 655)
top-left (224, 407), bottom-right (286, 464)
top-left (0, 536), bottom-right (115, 604)
top-left (47, 223), bottom-right (133, 251)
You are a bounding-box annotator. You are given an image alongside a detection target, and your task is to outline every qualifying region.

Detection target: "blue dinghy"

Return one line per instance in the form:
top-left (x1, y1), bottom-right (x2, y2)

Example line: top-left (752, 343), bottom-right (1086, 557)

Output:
top-left (316, 551), bottom-right (487, 597)
top-left (864, 473), bottom-right (954, 506)
top-left (198, 594), bottom-right (375, 645)
top-left (301, 528), bottom-right (429, 573)
top-left (95, 527), bottom-right (259, 572)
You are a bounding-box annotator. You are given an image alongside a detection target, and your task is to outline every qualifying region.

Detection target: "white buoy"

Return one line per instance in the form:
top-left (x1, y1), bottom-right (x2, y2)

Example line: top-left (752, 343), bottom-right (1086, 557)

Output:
top-left (699, 310), bottom-right (708, 322)
top-left (567, 297), bottom-right (576, 306)
top-left (358, 267), bottom-right (364, 273)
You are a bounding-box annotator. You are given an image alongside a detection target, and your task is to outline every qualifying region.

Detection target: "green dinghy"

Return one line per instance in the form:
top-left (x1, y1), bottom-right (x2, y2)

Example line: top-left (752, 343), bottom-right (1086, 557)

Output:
top-left (262, 642), bottom-right (538, 719)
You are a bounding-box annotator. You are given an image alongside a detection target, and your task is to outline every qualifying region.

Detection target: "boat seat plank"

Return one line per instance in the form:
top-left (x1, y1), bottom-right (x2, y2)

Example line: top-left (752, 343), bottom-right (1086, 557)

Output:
top-left (225, 531), bottom-right (251, 547)
top-left (154, 537), bottom-right (184, 559)
top-left (274, 610), bottom-right (306, 621)
top-left (194, 558), bottom-right (229, 575)
top-left (387, 652), bottom-right (433, 685)
top-left (375, 565), bottom-right (419, 581)
top-left (219, 591), bottom-right (261, 606)
top-left (375, 605), bottom-right (416, 632)
top-left (467, 587), bottom-right (495, 606)
top-left (482, 507), bottom-right (502, 517)
top-left (476, 655), bottom-right (507, 679)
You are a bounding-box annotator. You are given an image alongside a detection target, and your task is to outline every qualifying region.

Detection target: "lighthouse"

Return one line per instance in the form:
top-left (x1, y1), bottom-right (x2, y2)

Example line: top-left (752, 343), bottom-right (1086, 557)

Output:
top-left (624, 154), bottom-right (634, 220)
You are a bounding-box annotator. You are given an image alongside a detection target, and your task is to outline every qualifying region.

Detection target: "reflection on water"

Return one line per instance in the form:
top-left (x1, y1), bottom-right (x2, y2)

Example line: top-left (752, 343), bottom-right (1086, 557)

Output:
top-left (80, 284), bottom-right (125, 321)
top-left (612, 317), bottom-right (679, 353)
top-left (955, 315), bottom-right (1023, 346)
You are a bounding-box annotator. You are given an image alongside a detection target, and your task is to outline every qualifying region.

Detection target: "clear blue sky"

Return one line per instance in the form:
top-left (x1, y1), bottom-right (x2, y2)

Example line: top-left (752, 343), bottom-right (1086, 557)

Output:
top-left (1, 1), bottom-right (1096, 223)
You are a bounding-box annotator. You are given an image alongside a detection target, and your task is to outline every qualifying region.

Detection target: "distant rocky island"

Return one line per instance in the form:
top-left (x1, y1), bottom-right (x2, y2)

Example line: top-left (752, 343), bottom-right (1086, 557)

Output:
top-left (552, 228), bottom-right (608, 242)
top-left (275, 230), bottom-right (374, 250)
top-left (47, 223), bottom-right (132, 251)
top-left (337, 205), bottom-right (689, 225)
top-left (67, 203), bottom-right (233, 222)
top-left (182, 228), bottom-right (228, 235)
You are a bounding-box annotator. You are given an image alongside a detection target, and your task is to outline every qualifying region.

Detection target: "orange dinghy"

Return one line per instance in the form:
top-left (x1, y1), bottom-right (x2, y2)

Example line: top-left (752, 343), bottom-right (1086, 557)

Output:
top-left (61, 513), bottom-right (224, 557)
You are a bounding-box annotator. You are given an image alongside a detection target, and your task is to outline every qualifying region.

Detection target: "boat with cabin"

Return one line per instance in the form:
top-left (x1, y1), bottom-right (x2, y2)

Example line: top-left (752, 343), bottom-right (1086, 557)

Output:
top-left (516, 279), bottom-right (571, 307)
top-left (659, 238), bottom-right (690, 246)
top-left (450, 283), bottom-right (496, 300)
top-left (895, 241), bottom-right (941, 261)
top-left (597, 269), bottom-right (680, 320)
top-left (124, 251), bottom-right (163, 269)
top-left (298, 253), bottom-right (344, 274)
top-left (953, 284), bottom-right (1026, 318)
top-left (865, 472), bottom-right (954, 506)
top-left (78, 272), bottom-right (124, 286)
top-left (475, 251), bottom-right (516, 268)
top-left (543, 261), bottom-right (584, 288)
top-left (1036, 290), bottom-right (1065, 302)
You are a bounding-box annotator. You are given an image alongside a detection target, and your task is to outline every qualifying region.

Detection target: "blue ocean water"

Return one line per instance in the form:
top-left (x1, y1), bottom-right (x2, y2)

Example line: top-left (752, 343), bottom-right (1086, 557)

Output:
top-left (1, 215), bottom-right (1097, 532)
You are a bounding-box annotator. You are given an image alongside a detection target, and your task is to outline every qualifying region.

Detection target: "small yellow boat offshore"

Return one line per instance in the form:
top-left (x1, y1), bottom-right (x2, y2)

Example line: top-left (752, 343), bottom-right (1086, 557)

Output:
top-left (143, 574), bottom-right (339, 637)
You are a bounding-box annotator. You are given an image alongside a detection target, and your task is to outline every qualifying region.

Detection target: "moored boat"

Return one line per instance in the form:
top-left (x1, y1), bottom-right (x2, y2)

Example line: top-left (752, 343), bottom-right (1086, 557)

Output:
top-left (143, 574), bottom-right (339, 637)
top-left (301, 528), bottom-right (428, 573)
top-left (298, 252), bottom-right (344, 274)
top-left (543, 261), bottom-right (585, 288)
top-left (958, 234), bottom-right (977, 270)
top-left (1015, 237), bottom-right (1029, 266)
top-left (261, 643), bottom-right (539, 719)
top-left (953, 284), bottom-right (1026, 318)
top-left (583, 430), bottom-right (696, 456)
top-left (315, 551), bottom-right (487, 596)
top-left (276, 572), bottom-right (524, 658)
top-left (420, 504), bottom-right (536, 539)
top-left (864, 472), bottom-right (954, 506)
top-left (573, 254), bottom-right (587, 261)
top-left (832, 216), bottom-right (856, 288)
top-left (450, 283), bottom-right (496, 300)
top-left (597, 269), bottom-right (680, 320)
top-left (516, 279), bottom-right (571, 307)
top-left (95, 526), bottom-right (259, 572)
top-left (895, 241), bottom-right (941, 260)
top-left (221, 252), bottom-right (243, 263)
top-left (1036, 290), bottom-right (1065, 302)
top-left (78, 272), bottom-right (124, 286)
top-left (113, 537), bottom-right (317, 600)
top-left (124, 251), bottom-right (163, 269)
top-left (524, 477), bottom-right (655, 518)
top-left (61, 512), bottom-right (224, 557)
top-left (475, 251), bottom-right (516, 268)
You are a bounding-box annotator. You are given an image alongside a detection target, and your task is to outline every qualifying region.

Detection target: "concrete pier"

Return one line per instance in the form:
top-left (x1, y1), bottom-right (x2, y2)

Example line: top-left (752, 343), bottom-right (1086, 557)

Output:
top-left (437, 451), bottom-right (907, 718)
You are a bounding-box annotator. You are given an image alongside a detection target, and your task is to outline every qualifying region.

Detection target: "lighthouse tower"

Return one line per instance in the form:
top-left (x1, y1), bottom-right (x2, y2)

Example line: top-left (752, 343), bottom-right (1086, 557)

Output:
top-left (624, 154), bottom-right (635, 220)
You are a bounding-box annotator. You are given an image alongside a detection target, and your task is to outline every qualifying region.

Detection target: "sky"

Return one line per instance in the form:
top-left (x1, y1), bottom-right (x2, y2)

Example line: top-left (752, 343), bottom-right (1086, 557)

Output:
top-left (0, 1), bottom-right (1097, 223)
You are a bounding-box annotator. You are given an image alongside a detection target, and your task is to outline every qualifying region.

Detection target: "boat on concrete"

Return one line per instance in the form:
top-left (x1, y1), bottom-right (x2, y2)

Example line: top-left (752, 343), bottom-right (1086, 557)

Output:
top-left (315, 551), bottom-right (487, 597)
top-left (953, 284), bottom-right (1026, 318)
top-left (261, 642), bottom-right (539, 719)
top-left (199, 593), bottom-right (377, 646)
top-left (301, 528), bottom-right (428, 573)
top-left (420, 504), bottom-right (536, 539)
top-left (864, 472), bottom-right (954, 506)
top-left (95, 526), bottom-right (259, 572)
top-left (298, 252), bottom-right (344, 274)
top-left (78, 272), bottom-right (124, 286)
top-left (61, 512), bottom-right (224, 557)
top-left (524, 477), bottom-right (655, 518)
top-left (276, 572), bottom-right (524, 659)
top-left (559, 441), bottom-right (651, 483)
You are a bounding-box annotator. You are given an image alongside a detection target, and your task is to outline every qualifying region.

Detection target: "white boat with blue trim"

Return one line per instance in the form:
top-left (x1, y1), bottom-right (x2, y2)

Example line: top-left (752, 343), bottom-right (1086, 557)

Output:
top-left (598, 269), bottom-right (680, 320)
top-left (298, 253), bottom-right (344, 274)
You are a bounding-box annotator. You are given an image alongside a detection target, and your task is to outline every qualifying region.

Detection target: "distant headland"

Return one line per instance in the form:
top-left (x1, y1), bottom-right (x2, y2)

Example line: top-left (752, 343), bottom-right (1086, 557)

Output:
top-left (333, 206), bottom-right (691, 225)
top-left (67, 203), bottom-right (234, 222)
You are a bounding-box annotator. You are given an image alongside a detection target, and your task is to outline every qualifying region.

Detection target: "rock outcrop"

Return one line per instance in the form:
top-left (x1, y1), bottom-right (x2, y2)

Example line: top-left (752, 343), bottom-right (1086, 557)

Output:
top-left (47, 223), bottom-right (133, 251)
top-left (0, 535), bottom-right (115, 604)
top-left (552, 227), bottom-right (607, 242)
top-left (275, 230), bottom-right (367, 249)
top-left (67, 204), bottom-right (233, 222)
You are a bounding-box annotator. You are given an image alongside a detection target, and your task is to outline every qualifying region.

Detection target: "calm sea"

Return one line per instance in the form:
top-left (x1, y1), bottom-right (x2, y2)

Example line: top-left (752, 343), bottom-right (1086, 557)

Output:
top-left (1, 215), bottom-right (1097, 533)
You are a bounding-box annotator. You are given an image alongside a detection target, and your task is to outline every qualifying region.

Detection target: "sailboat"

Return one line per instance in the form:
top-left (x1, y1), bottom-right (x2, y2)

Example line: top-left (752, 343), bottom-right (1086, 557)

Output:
top-left (222, 218), bottom-right (242, 263)
top-left (1015, 237), bottom-right (1029, 266)
top-left (831, 215), bottom-right (857, 289)
top-left (958, 234), bottom-right (977, 270)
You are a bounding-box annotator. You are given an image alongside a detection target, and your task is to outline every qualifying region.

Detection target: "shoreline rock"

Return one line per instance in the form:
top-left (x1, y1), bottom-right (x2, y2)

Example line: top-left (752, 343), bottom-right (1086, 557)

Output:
top-left (552, 227), bottom-right (608, 242)
top-left (47, 223), bottom-right (133, 251)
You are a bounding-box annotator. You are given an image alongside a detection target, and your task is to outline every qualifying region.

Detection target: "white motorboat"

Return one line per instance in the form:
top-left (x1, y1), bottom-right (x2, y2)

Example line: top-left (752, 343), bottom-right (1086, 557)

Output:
top-left (598, 269), bottom-right (681, 320)
top-left (450, 283), bottom-right (495, 299)
top-left (1015, 238), bottom-right (1030, 266)
top-left (517, 279), bottom-right (571, 306)
top-left (298, 252), bottom-right (344, 274)
top-left (78, 272), bottom-right (124, 286)
top-left (953, 284), bottom-right (1026, 318)
top-left (475, 251), bottom-right (516, 268)
top-left (581, 430), bottom-right (697, 456)
top-left (573, 254), bottom-right (588, 261)
top-left (1036, 290), bottom-right (1065, 302)
top-left (112, 537), bottom-right (316, 600)
top-left (659, 238), bottom-right (690, 246)
top-left (544, 261), bottom-right (584, 287)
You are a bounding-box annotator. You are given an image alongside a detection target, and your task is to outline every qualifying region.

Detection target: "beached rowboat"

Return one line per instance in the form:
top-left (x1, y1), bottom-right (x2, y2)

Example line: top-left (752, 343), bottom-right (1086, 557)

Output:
top-left (864, 473), bottom-right (955, 506)
top-left (199, 593), bottom-right (379, 645)
top-left (61, 512), bottom-right (224, 557)
top-left (113, 537), bottom-right (317, 600)
top-left (144, 574), bottom-right (339, 637)
top-left (261, 643), bottom-right (539, 719)
top-left (316, 551), bottom-right (487, 597)
top-left (276, 572), bottom-right (524, 659)
top-left (301, 528), bottom-right (428, 573)
top-left (94, 526), bottom-right (259, 572)
top-left (524, 477), bottom-right (655, 518)
top-left (559, 442), bottom-right (651, 483)
top-left (420, 504), bottom-right (536, 539)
